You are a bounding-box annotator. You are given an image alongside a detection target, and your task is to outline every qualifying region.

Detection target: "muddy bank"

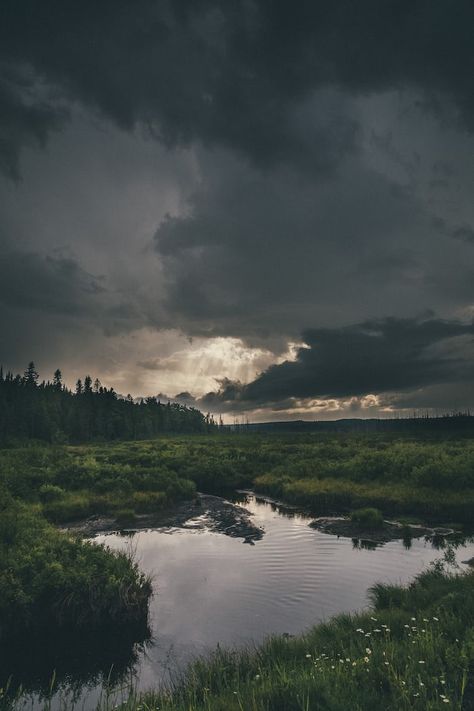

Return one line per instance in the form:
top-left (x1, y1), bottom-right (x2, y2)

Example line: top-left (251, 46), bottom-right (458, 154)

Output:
top-left (63, 493), bottom-right (264, 543)
top-left (309, 516), bottom-right (453, 545)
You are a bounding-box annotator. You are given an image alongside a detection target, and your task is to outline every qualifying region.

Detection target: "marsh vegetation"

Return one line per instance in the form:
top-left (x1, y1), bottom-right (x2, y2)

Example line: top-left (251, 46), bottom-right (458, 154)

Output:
top-left (1, 432), bottom-right (474, 709)
top-left (129, 562), bottom-right (474, 711)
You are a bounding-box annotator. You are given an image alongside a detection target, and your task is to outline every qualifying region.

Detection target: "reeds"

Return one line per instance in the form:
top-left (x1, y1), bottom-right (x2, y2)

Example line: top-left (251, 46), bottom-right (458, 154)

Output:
top-left (100, 563), bottom-right (474, 711)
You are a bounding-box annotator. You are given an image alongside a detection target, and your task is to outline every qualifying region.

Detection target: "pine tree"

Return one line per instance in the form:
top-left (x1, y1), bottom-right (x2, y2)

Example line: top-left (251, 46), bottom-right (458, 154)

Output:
top-left (53, 369), bottom-right (63, 391)
top-left (23, 361), bottom-right (39, 387)
top-left (0, 364), bottom-right (217, 442)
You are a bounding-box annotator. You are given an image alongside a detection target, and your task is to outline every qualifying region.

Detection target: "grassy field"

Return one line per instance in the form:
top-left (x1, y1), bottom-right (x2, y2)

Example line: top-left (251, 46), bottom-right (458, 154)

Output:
top-left (0, 439), bottom-right (201, 651)
top-left (0, 440), bottom-right (198, 650)
top-left (1, 432), bottom-right (474, 708)
top-left (3, 432), bottom-right (474, 524)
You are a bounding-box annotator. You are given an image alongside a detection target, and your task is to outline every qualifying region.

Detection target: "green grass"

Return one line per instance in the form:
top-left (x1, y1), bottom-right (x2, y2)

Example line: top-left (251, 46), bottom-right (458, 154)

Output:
top-left (93, 562), bottom-right (474, 711)
top-left (1, 433), bottom-right (474, 708)
top-left (254, 474), bottom-right (474, 523)
top-left (0, 439), bottom-right (201, 649)
top-left (3, 433), bottom-right (474, 524)
top-left (0, 441), bottom-right (198, 523)
top-left (350, 507), bottom-right (385, 530)
top-left (0, 492), bottom-right (152, 645)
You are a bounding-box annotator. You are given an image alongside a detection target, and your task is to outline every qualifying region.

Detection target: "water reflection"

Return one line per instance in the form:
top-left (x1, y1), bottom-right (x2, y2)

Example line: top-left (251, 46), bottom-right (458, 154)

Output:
top-left (349, 529), bottom-right (474, 553)
top-left (402, 530), bottom-right (413, 549)
top-left (8, 494), bottom-right (474, 708)
top-left (352, 538), bottom-right (378, 551)
top-left (0, 623), bottom-right (151, 703)
top-left (234, 491), bottom-right (304, 520)
top-left (425, 530), bottom-right (473, 549)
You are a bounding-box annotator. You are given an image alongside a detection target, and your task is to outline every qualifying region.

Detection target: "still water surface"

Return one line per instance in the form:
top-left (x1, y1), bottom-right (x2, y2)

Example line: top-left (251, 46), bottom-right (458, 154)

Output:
top-left (19, 493), bottom-right (474, 708)
top-left (98, 494), bottom-right (474, 691)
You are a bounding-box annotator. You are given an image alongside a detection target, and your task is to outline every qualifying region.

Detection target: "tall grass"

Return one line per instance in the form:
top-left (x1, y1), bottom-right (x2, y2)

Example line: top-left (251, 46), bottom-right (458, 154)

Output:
top-left (3, 435), bottom-right (474, 524)
top-left (96, 563), bottom-right (474, 711)
top-left (0, 493), bottom-right (152, 645)
top-left (254, 474), bottom-right (474, 522)
top-left (1, 435), bottom-right (474, 708)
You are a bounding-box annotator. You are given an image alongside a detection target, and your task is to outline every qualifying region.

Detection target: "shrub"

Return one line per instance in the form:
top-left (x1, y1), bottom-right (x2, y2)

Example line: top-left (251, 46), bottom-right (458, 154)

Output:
top-left (350, 507), bottom-right (384, 530)
top-left (0, 500), bottom-right (152, 642)
top-left (42, 493), bottom-right (93, 522)
top-left (38, 483), bottom-right (65, 502)
top-left (115, 508), bottom-right (137, 526)
top-left (131, 490), bottom-right (167, 513)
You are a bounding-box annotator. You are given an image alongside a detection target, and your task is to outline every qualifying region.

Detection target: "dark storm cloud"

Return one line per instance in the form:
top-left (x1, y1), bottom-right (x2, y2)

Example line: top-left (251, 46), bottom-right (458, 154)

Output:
top-left (0, 249), bottom-right (105, 315)
top-left (0, 247), bottom-right (146, 336)
top-left (153, 147), bottom-right (464, 341)
top-left (433, 217), bottom-right (474, 246)
top-left (1, 1), bottom-right (474, 177)
top-left (0, 66), bottom-right (67, 180)
top-left (199, 318), bottom-right (474, 409)
top-left (352, 249), bottom-right (422, 284)
top-left (1, 1), bottom-right (474, 416)
top-left (453, 225), bottom-right (474, 244)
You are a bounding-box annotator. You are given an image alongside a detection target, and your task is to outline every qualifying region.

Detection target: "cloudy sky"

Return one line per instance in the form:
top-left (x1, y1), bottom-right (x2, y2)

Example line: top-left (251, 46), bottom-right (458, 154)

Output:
top-left (1, 1), bottom-right (474, 421)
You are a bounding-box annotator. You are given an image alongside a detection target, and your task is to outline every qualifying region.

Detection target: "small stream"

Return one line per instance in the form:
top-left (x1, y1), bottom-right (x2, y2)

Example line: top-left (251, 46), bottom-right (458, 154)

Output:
top-left (14, 493), bottom-right (474, 709)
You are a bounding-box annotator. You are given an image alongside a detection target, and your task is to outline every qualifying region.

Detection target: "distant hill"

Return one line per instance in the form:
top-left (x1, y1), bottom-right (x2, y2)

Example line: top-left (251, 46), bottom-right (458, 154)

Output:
top-left (227, 414), bottom-right (474, 435)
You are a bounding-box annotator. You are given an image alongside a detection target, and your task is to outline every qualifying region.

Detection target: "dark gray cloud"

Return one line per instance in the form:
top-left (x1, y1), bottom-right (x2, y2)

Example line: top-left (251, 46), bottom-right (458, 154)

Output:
top-left (200, 317), bottom-right (474, 409)
top-left (453, 225), bottom-right (474, 244)
top-left (0, 68), bottom-right (66, 181)
top-left (1, 1), bottom-right (474, 178)
top-left (1, 3), bottom-right (474, 416)
top-left (153, 145), bottom-right (473, 342)
top-left (0, 249), bottom-right (105, 315)
top-left (432, 217), bottom-right (474, 246)
top-left (0, 246), bottom-right (146, 337)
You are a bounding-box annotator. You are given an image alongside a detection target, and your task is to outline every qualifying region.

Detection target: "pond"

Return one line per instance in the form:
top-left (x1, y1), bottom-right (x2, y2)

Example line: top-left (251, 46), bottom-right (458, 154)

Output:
top-left (13, 493), bottom-right (474, 709)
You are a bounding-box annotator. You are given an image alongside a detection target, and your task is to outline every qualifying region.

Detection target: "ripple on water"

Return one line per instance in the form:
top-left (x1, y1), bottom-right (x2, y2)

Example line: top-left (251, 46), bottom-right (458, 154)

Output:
top-left (16, 494), bottom-right (474, 708)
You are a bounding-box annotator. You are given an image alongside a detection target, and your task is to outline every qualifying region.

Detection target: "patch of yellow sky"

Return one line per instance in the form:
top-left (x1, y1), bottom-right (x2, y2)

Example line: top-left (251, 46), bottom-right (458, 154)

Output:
top-left (77, 329), bottom-right (394, 421)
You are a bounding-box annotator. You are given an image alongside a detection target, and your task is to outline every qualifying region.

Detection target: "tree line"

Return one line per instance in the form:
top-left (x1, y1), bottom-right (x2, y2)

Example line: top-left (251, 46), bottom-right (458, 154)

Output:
top-left (0, 362), bottom-right (217, 442)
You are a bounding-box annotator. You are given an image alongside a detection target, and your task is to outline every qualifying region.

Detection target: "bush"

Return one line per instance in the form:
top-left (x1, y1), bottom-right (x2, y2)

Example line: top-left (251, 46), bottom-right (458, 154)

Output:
top-left (131, 490), bottom-right (167, 513)
top-left (350, 507), bottom-right (384, 530)
top-left (42, 492), bottom-right (93, 522)
top-left (0, 499), bottom-right (152, 642)
top-left (38, 483), bottom-right (65, 502)
top-left (115, 508), bottom-right (137, 526)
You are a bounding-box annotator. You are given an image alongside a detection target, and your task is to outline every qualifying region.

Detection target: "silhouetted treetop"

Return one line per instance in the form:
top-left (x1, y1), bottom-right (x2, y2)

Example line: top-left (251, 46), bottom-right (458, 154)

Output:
top-left (0, 364), bottom-right (216, 442)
